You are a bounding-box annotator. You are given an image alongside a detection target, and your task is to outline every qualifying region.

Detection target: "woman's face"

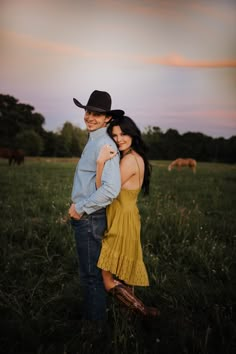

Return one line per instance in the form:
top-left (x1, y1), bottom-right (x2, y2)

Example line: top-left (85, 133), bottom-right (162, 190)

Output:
top-left (111, 125), bottom-right (132, 154)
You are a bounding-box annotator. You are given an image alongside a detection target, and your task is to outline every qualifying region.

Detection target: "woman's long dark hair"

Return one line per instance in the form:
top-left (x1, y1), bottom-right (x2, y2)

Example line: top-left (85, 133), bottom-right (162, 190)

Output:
top-left (107, 116), bottom-right (152, 195)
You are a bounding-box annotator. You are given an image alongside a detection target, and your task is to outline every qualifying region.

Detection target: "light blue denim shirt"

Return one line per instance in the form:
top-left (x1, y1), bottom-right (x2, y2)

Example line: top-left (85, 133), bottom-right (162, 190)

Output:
top-left (71, 127), bottom-right (121, 215)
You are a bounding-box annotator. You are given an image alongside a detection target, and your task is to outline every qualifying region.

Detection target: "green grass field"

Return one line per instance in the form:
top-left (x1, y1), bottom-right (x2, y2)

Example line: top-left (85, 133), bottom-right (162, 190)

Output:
top-left (0, 158), bottom-right (235, 354)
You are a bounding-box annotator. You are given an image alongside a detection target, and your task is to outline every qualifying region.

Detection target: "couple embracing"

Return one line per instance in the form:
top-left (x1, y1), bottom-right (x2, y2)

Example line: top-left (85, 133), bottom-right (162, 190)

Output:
top-left (68, 90), bottom-right (159, 335)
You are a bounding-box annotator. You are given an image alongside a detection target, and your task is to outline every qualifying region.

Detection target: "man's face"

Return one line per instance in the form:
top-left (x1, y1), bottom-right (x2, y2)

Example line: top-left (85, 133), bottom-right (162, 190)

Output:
top-left (84, 110), bottom-right (111, 132)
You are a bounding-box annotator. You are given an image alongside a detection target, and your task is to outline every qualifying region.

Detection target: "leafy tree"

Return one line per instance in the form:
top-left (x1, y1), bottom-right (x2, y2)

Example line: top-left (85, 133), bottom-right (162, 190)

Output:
top-left (59, 121), bottom-right (87, 157)
top-left (227, 136), bottom-right (236, 163)
top-left (60, 122), bottom-right (74, 152)
top-left (142, 127), bottom-right (236, 163)
top-left (41, 131), bottom-right (58, 157)
top-left (72, 126), bottom-right (87, 155)
top-left (1, 93), bottom-right (236, 161)
top-left (15, 130), bottom-right (44, 156)
top-left (163, 129), bottom-right (181, 159)
top-left (0, 94), bottom-right (46, 148)
top-left (142, 126), bottom-right (163, 160)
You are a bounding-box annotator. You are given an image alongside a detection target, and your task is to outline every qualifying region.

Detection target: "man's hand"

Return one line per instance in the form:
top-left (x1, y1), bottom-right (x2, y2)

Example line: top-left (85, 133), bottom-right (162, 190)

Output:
top-left (68, 203), bottom-right (83, 220)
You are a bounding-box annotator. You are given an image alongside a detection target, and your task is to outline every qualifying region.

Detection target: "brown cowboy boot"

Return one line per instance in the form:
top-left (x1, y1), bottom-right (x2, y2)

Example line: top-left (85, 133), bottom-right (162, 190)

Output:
top-left (109, 284), bottom-right (160, 317)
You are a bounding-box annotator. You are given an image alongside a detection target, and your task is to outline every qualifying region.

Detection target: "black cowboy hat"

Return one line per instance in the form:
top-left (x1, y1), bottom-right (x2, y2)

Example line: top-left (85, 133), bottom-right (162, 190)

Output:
top-left (73, 90), bottom-right (124, 116)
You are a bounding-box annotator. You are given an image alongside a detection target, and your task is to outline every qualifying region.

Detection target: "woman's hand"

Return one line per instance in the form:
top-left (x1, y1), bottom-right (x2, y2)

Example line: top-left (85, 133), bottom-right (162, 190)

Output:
top-left (97, 144), bottom-right (117, 164)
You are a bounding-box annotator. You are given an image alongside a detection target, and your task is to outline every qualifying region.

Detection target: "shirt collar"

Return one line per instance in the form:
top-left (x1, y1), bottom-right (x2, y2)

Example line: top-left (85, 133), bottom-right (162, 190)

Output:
top-left (89, 127), bottom-right (107, 140)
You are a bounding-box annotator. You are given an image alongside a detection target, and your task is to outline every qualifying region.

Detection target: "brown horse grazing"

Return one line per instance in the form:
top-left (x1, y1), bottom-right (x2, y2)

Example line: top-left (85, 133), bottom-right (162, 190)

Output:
top-left (168, 158), bottom-right (197, 173)
top-left (11, 149), bottom-right (25, 165)
top-left (0, 147), bottom-right (12, 165)
top-left (0, 147), bottom-right (25, 165)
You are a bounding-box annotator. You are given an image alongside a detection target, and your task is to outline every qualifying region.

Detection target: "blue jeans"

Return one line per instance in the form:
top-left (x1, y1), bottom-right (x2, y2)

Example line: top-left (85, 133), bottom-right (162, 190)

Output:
top-left (71, 208), bottom-right (107, 321)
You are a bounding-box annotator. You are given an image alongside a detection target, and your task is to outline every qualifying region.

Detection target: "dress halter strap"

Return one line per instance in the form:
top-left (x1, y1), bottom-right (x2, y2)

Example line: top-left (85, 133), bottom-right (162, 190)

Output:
top-left (132, 153), bottom-right (142, 189)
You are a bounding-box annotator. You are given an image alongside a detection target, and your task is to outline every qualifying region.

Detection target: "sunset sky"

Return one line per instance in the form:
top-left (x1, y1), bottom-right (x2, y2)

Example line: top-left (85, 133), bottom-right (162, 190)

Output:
top-left (1, 0), bottom-right (236, 138)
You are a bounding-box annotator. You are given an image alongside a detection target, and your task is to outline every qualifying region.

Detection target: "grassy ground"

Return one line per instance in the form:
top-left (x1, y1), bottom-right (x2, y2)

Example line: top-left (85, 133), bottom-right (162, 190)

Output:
top-left (0, 158), bottom-right (235, 353)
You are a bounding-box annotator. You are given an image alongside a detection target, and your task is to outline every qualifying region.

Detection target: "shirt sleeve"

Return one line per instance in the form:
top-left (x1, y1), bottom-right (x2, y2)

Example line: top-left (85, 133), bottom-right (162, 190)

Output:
top-left (74, 153), bottom-right (121, 214)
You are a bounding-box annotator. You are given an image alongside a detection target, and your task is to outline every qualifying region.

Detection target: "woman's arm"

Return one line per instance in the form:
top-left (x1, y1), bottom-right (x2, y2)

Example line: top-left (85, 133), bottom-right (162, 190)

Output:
top-left (96, 160), bottom-right (105, 188)
top-left (96, 145), bottom-right (117, 188)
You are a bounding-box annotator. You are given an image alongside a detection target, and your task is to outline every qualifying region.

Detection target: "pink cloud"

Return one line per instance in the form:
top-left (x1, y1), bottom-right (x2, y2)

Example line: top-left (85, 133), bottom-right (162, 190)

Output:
top-left (2, 30), bottom-right (236, 68)
top-left (96, 0), bottom-right (185, 18)
top-left (191, 2), bottom-right (236, 23)
top-left (1, 30), bottom-right (124, 61)
top-left (1, 30), bottom-right (89, 56)
top-left (141, 54), bottom-right (236, 68)
top-left (97, 0), bottom-right (236, 23)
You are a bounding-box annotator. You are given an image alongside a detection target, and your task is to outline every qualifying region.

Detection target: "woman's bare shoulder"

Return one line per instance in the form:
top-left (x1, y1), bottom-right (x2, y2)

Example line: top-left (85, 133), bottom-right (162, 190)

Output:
top-left (121, 152), bottom-right (136, 163)
top-left (121, 152), bottom-right (144, 168)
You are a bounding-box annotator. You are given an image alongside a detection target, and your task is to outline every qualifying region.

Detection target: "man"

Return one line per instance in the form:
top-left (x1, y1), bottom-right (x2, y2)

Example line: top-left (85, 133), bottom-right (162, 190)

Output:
top-left (69, 90), bottom-right (124, 326)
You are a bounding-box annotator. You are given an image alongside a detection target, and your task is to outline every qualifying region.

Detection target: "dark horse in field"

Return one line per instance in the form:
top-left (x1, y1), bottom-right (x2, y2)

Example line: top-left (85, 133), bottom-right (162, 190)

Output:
top-left (0, 147), bottom-right (25, 165)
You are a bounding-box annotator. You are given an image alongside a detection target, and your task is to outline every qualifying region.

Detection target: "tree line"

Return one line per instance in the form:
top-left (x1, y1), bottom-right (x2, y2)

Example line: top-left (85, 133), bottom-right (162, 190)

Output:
top-left (0, 94), bottom-right (235, 162)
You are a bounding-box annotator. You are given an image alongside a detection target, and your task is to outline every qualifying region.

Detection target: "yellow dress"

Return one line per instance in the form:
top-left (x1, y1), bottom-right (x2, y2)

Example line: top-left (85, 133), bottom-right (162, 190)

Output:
top-left (97, 188), bottom-right (149, 286)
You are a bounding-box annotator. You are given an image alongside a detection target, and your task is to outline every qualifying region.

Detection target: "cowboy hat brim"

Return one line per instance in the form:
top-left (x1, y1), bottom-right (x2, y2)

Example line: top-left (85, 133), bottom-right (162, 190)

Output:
top-left (73, 98), bottom-right (124, 116)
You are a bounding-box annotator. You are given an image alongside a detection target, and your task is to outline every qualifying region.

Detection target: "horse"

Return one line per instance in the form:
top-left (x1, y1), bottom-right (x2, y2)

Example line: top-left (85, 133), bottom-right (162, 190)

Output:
top-left (11, 149), bottom-right (25, 165)
top-left (168, 158), bottom-right (197, 173)
top-left (0, 147), bottom-right (25, 165)
top-left (0, 147), bottom-right (12, 165)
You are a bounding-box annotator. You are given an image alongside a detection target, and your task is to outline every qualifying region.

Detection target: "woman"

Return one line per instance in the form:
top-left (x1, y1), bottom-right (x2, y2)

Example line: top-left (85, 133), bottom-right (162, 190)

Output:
top-left (96, 116), bottom-right (159, 317)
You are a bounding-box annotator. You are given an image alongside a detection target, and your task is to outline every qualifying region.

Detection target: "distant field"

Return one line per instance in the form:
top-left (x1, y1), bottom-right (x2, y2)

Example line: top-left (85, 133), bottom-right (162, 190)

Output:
top-left (0, 158), bottom-right (235, 354)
